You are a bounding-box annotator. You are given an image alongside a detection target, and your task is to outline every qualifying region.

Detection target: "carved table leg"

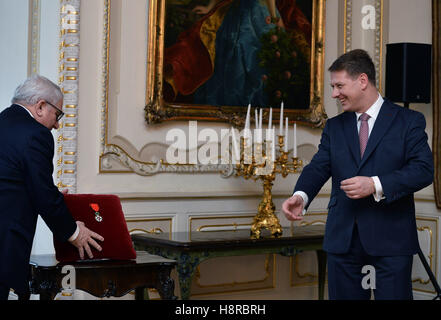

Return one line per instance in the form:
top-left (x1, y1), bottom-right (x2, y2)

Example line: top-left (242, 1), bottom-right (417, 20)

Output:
top-left (135, 287), bottom-right (147, 300)
top-left (103, 280), bottom-right (116, 298)
top-left (156, 268), bottom-right (176, 300)
top-left (175, 252), bottom-right (205, 300)
top-left (30, 268), bottom-right (60, 301)
top-left (139, 247), bottom-right (209, 300)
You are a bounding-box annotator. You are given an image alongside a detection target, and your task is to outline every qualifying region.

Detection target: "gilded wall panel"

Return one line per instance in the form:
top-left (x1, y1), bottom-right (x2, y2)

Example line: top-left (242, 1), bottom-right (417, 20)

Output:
top-left (412, 216), bottom-right (439, 294)
top-left (126, 217), bottom-right (174, 299)
top-left (344, 0), bottom-right (385, 92)
top-left (188, 215), bottom-right (275, 296)
top-left (126, 217), bottom-right (173, 236)
top-left (290, 213), bottom-right (327, 287)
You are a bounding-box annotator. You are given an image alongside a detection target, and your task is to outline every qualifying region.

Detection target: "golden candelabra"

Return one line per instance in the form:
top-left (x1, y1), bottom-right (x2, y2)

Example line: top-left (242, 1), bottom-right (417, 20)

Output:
top-left (234, 134), bottom-right (302, 239)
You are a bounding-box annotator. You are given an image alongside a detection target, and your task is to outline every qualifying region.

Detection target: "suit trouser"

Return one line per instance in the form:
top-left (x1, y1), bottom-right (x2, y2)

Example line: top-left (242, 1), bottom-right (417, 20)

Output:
top-left (327, 224), bottom-right (413, 300)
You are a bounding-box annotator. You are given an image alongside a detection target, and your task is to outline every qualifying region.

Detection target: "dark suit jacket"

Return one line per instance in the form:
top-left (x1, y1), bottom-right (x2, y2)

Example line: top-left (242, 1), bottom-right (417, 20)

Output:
top-left (294, 100), bottom-right (434, 256)
top-left (0, 104), bottom-right (77, 293)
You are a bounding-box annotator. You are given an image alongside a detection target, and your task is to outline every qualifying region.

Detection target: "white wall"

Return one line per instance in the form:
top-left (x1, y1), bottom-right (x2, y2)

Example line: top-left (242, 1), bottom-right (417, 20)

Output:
top-left (389, 0), bottom-right (432, 44)
top-left (388, 0), bottom-right (434, 199)
top-left (40, 0), bottom-right (61, 82)
top-left (0, 0), bottom-right (29, 110)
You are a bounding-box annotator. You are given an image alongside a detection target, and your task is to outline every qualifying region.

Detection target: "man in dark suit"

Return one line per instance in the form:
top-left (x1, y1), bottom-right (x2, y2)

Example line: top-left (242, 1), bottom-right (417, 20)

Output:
top-left (0, 75), bottom-right (104, 300)
top-left (282, 49), bottom-right (433, 299)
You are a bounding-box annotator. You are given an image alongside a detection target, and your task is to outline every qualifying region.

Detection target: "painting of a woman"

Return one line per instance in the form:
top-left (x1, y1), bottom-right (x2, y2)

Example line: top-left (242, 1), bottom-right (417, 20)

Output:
top-left (163, 0), bottom-right (312, 109)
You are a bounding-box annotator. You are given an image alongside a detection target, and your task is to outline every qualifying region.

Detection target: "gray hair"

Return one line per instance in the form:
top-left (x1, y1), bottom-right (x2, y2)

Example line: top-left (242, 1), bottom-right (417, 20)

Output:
top-left (11, 74), bottom-right (63, 105)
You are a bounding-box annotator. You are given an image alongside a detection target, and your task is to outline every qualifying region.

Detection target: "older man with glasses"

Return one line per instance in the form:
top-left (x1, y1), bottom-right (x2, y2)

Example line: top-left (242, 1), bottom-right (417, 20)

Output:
top-left (0, 74), bottom-right (104, 300)
top-left (44, 100), bottom-right (65, 123)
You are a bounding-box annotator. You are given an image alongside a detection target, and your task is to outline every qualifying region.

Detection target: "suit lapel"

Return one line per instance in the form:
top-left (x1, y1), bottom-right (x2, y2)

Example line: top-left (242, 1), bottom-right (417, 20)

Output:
top-left (358, 100), bottom-right (398, 169)
top-left (342, 112), bottom-right (361, 165)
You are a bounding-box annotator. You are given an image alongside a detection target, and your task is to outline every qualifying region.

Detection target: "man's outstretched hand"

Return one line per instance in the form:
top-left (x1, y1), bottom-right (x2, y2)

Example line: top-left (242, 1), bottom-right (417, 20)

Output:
top-left (69, 221), bottom-right (104, 260)
top-left (282, 195), bottom-right (304, 221)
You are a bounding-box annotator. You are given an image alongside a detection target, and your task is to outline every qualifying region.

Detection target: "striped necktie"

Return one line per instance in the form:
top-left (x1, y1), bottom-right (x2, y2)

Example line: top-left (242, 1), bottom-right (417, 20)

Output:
top-left (359, 113), bottom-right (371, 158)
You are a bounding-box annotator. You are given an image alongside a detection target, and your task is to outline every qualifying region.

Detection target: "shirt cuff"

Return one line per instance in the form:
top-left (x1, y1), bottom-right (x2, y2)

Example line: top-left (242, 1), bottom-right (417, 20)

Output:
top-left (292, 191), bottom-right (308, 215)
top-left (68, 225), bottom-right (79, 242)
top-left (371, 176), bottom-right (385, 202)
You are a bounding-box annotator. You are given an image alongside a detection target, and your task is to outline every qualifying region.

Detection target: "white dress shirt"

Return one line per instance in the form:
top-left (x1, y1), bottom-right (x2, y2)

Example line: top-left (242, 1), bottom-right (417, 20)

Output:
top-left (16, 103), bottom-right (79, 241)
top-left (294, 94), bottom-right (385, 215)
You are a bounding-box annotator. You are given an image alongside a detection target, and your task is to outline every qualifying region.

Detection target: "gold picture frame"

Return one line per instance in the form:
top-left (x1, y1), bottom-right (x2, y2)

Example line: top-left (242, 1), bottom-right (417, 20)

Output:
top-left (145, 0), bottom-right (327, 128)
top-left (433, 0), bottom-right (441, 208)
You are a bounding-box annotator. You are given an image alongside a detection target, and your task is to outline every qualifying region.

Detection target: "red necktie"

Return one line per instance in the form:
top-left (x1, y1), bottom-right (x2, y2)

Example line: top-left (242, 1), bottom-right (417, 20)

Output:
top-left (359, 113), bottom-right (370, 158)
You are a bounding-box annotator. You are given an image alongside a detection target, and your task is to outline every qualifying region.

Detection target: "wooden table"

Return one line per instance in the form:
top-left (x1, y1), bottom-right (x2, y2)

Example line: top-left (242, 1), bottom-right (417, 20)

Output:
top-left (131, 225), bottom-right (326, 300)
top-left (28, 251), bottom-right (177, 300)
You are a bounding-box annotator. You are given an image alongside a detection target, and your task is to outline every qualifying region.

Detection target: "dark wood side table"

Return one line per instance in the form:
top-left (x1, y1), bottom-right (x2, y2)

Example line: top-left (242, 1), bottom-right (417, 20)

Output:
top-left (28, 251), bottom-right (177, 300)
top-left (132, 225), bottom-right (326, 300)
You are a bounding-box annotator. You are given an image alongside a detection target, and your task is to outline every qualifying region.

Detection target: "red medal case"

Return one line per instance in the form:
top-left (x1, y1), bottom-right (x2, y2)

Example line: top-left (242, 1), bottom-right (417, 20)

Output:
top-left (53, 194), bottom-right (137, 262)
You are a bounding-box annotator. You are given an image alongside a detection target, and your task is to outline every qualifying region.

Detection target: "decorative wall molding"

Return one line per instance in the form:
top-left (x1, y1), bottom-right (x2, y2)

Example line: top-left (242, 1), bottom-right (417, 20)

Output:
top-left (290, 214), bottom-right (327, 287)
top-left (343, 0), bottom-right (384, 90)
top-left (188, 215), bottom-right (275, 296)
top-left (412, 216), bottom-right (439, 294)
top-left (28, 0), bottom-right (41, 76)
top-left (126, 217), bottom-right (173, 235)
top-left (100, 0), bottom-right (110, 160)
top-left (374, 0), bottom-right (384, 92)
top-left (343, 0), bottom-right (353, 52)
top-left (56, 0), bottom-right (81, 193)
top-left (98, 0), bottom-right (310, 177)
top-left (99, 0), bottom-right (232, 176)
top-left (192, 254), bottom-right (275, 296)
top-left (100, 144), bottom-right (234, 177)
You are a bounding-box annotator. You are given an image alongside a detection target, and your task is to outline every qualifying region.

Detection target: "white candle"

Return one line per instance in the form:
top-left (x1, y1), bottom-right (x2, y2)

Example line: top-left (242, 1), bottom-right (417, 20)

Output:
top-left (279, 102), bottom-right (284, 135)
top-left (231, 127), bottom-right (240, 162)
top-left (293, 122), bottom-right (297, 158)
top-left (244, 104), bottom-right (251, 141)
top-left (255, 108), bottom-right (259, 129)
top-left (255, 109), bottom-right (261, 144)
top-left (259, 108), bottom-right (263, 130)
top-left (268, 108), bottom-right (272, 130)
top-left (284, 117), bottom-right (288, 152)
top-left (266, 128), bottom-right (275, 162)
top-left (245, 104), bottom-right (251, 131)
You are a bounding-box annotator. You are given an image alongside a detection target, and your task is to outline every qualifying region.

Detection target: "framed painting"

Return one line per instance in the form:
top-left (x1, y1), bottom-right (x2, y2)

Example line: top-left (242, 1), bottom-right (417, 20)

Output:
top-left (433, 0), bottom-right (441, 208)
top-left (145, 0), bottom-right (327, 128)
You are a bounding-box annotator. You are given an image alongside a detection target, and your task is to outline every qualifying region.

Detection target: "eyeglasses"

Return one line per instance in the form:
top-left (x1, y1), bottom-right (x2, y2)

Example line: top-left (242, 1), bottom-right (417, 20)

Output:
top-left (45, 101), bottom-right (65, 122)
